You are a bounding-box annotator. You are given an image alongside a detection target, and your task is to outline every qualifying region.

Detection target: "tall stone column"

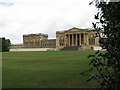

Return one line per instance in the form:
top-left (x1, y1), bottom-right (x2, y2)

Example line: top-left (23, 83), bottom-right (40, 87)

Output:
top-left (72, 34), bottom-right (74, 46)
top-left (79, 33), bottom-right (81, 45)
top-left (84, 33), bottom-right (86, 45)
top-left (76, 34), bottom-right (77, 46)
top-left (68, 34), bottom-right (70, 46)
top-left (86, 34), bottom-right (89, 45)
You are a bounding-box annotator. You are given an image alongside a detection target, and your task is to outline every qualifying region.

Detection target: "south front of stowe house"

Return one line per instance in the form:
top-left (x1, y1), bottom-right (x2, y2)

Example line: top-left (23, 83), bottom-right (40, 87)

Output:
top-left (22, 27), bottom-right (102, 50)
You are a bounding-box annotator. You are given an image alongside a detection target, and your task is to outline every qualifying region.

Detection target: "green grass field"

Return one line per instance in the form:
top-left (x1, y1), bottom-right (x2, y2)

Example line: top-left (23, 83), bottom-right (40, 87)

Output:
top-left (2, 51), bottom-right (99, 88)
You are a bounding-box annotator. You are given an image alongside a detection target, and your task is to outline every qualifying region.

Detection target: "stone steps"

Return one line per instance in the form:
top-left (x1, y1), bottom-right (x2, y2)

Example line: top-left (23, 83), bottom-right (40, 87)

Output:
top-left (60, 46), bottom-right (81, 51)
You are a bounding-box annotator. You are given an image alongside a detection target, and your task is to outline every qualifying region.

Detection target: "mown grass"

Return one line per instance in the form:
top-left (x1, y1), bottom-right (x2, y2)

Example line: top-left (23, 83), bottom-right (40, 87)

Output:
top-left (2, 51), bottom-right (99, 88)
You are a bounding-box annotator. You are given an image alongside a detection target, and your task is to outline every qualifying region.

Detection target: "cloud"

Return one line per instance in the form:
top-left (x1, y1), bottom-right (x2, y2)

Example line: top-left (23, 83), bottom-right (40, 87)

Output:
top-left (0, 0), bottom-right (97, 44)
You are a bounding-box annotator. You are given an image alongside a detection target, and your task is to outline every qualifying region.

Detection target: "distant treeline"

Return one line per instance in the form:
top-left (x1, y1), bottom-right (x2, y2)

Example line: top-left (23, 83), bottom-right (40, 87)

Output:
top-left (0, 37), bottom-right (11, 52)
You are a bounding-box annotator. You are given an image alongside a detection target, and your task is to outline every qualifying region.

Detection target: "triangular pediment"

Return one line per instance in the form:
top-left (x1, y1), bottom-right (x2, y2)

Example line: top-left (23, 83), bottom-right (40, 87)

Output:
top-left (65, 27), bottom-right (83, 32)
top-left (56, 27), bottom-right (95, 34)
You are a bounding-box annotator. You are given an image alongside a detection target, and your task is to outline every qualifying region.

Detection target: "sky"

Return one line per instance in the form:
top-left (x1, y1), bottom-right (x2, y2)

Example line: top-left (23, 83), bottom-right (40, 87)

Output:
top-left (0, 0), bottom-right (98, 44)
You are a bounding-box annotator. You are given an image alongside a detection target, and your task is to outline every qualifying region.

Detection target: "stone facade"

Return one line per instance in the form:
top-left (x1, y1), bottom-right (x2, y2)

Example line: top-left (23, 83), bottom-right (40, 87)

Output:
top-left (41, 39), bottom-right (56, 48)
top-left (56, 27), bottom-right (101, 50)
top-left (22, 27), bottom-right (102, 50)
top-left (23, 33), bottom-right (56, 48)
top-left (10, 44), bottom-right (24, 49)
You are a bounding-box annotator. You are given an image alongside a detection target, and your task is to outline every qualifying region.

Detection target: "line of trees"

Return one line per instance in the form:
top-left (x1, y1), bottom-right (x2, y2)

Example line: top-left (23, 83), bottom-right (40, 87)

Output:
top-left (0, 37), bottom-right (11, 52)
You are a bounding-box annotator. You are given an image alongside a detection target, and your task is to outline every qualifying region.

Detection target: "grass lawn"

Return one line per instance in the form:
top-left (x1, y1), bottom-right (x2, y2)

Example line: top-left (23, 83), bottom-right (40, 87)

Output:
top-left (2, 51), bottom-right (99, 88)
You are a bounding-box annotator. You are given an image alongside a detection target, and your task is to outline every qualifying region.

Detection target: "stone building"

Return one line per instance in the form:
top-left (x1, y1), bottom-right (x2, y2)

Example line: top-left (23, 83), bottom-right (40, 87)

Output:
top-left (56, 27), bottom-right (102, 50)
top-left (23, 27), bottom-right (102, 50)
top-left (23, 33), bottom-right (56, 48)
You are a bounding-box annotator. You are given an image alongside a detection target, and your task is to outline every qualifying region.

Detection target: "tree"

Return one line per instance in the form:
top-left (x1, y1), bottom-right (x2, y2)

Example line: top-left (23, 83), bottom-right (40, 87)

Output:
top-left (81, 1), bottom-right (120, 89)
top-left (0, 37), bottom-right (11, 52)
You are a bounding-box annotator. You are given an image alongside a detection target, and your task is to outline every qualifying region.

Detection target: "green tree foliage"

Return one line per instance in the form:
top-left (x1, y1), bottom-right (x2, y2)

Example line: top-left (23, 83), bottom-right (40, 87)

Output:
top-left (0, 37), bottom-right (11, 52)
top-left (81, 1), bottom-right (120, 89)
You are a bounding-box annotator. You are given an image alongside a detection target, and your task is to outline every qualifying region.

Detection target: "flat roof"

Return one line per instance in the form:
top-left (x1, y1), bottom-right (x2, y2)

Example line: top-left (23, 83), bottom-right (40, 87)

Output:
top-left (23, 33), bottom-right (48, 37)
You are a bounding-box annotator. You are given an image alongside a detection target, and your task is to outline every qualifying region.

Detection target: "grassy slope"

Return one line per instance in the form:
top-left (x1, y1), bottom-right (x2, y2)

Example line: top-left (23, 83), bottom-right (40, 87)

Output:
top-left (2, 51), bottom-right (99, 88)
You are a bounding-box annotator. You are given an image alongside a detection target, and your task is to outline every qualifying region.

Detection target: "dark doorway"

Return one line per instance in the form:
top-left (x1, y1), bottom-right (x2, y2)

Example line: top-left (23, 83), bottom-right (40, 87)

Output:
top-left (77, 40), bottom-right (79, 46)
top-left (81, 33), bottom-right (84, 44)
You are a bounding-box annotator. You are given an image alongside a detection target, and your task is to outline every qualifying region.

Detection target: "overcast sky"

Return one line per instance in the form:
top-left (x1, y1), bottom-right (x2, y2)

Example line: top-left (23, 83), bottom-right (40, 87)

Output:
top-left (0, 0), bottom-right (97, 44)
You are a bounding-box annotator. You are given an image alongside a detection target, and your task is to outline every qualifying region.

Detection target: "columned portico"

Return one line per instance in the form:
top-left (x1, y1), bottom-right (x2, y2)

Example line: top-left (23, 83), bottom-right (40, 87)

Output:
top-left (66, 33), bottom-right (84, 46)
top-left (56, 27), bottom-right (101, 50)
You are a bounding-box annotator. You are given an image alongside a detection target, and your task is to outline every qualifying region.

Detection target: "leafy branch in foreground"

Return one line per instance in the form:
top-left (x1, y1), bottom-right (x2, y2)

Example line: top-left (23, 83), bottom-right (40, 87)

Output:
top-left (81, 1), bottom-right (120, 89)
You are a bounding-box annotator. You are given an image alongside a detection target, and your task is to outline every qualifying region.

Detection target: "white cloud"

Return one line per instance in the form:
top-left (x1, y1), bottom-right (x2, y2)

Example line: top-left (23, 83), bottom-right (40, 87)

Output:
top-left (0, 0), bottom-right (97, 44)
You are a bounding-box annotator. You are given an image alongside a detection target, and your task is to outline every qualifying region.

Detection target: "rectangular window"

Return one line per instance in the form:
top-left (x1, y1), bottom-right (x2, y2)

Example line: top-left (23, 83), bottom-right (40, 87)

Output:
top-left (89, 39), bottom-right (95, 45)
